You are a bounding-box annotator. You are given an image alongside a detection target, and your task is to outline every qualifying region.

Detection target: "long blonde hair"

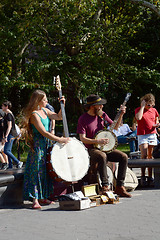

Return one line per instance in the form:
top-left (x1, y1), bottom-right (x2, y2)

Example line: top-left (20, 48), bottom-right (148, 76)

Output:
top-left (21, 90), bottom-right (46, 148)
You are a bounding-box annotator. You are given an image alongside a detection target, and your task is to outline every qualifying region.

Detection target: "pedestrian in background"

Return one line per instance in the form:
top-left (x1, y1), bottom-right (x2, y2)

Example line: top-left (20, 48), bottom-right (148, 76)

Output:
top-left (1, 101), bottom-right (23, 169)
top-left (135, 93), bottom-right (159, 186)
top-left (0, 109), bottom-right (8, 170)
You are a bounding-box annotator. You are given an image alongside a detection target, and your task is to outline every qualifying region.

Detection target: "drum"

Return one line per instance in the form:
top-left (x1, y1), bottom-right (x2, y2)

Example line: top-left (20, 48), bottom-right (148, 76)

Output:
top-left (46, 146), bottom-right (64, 182)
top-left (114, 166), bottom-right (138, 191)
top-left (94, 129), bottom-right (118, 153)
top-left (46, 137), bottom-right (90, 182)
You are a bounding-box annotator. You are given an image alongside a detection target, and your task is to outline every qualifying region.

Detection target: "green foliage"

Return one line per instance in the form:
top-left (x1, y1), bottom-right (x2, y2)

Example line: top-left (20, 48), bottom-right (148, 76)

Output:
top-left (0, 0), bottom-right (160, 124)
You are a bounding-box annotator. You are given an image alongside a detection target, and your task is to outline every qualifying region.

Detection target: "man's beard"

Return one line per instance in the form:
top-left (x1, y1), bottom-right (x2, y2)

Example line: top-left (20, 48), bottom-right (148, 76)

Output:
top-left (94, 107), bottom-right (103, 116)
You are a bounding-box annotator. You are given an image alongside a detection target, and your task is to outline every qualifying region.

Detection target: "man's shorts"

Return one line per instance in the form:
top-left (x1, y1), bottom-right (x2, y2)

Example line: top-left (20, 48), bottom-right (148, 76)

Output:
top-left (138, 133), bottom-right (157, 146)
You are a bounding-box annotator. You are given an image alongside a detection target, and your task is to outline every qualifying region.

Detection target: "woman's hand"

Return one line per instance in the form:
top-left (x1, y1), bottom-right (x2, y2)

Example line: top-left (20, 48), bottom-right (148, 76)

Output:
top-left (141, 100), bottom-right (146, 108)
top-left (58, 96), bottom-right (65, 105)
top-left (58, 137), bottom-right (70, 144)
top-left (153, 123), bottom-right (160, 128)
top-left (2, 137), bottom-right (7, 144)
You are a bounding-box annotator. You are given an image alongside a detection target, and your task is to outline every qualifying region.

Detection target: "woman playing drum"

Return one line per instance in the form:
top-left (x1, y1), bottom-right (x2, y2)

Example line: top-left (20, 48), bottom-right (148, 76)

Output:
top-left (22, 90), bottom-right (69, 209)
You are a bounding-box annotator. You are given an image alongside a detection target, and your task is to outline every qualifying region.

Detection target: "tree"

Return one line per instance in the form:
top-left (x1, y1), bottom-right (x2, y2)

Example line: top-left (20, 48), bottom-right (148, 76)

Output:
top-left (0, 0), bottom-right (160, 125)
top-left (130, 0), bottom-right (160, 17)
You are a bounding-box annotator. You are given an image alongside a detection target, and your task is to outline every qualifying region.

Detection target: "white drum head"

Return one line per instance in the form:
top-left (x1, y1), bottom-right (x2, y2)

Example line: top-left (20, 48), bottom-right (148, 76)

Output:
top-left (50, 138), bottom-right (90, 182)
top-left (95, 130), bottom-right (117, 152)
top-left (114, 166), bottom-right (138, 191)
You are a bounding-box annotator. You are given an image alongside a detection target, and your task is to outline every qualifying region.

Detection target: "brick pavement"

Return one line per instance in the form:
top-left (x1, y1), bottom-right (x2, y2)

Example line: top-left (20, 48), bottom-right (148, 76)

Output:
top-left (0, 188), bottom-right (160, 240)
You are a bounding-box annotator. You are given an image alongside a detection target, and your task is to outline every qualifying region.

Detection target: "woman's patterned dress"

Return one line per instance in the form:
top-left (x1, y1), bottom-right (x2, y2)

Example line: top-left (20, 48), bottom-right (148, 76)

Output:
top-left (23, 110), bottom-right (53, 200)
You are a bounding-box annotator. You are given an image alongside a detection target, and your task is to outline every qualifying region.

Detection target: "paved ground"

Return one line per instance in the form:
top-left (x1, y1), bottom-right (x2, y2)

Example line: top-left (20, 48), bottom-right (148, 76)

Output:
top-left (1, 168), bottom-right (160, 240)
top-left (0, 187), bottom-right (160, 240)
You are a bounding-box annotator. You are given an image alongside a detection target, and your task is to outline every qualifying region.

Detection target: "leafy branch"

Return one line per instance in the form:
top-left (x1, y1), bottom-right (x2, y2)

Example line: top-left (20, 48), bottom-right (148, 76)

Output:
top-left (130, 0), bottom-right (160, 17)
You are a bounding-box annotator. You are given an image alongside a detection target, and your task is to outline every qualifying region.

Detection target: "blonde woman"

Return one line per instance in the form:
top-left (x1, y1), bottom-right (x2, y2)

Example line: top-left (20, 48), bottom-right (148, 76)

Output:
top-left (22, 90), bottom-right (69, 209)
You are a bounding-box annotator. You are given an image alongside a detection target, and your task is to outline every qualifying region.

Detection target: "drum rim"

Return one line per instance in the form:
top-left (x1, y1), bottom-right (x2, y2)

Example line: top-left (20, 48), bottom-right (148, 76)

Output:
top-left (94, 129), bottom-right (118, 153)
top-left (47, 138), bottom-right (90, 182)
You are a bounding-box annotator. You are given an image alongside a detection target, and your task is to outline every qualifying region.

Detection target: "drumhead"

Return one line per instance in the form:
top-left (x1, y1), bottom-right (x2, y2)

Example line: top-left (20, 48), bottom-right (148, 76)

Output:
top-left (95, 130), bottom-right (117, 153)
top-left (114, 166), bottom-right (138, 191)
top-left (50, 138), bottom-right (90, 182)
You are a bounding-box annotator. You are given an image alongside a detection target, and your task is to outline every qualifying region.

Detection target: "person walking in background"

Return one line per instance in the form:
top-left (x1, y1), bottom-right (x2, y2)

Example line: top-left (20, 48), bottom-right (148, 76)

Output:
top-left (1, 101), bottom-right (23, 169)
top-left (131, 117), bottom-right (138, 151)
top-left (135, 93), bottom-right (160, 186)
top-left (22, 89), bottom-right (69, 209)
top-left (0, 151), bottom-right (8, 170)
top-left (0, 109), bottom-right (8, 170)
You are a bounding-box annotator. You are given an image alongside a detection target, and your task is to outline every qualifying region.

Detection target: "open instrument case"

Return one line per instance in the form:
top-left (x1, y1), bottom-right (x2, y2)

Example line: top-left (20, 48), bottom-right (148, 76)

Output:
top-left (58, 184), bottom-right (119, 210)
top-left (82, 183), bottom-right (119, 205)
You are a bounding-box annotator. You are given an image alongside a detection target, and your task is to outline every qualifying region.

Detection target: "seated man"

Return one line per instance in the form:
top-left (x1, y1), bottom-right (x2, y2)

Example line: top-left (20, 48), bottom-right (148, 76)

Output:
top-left (112, 122), bottom-right (137, 153)
top-left (77, 94), bottom-right (132, 198)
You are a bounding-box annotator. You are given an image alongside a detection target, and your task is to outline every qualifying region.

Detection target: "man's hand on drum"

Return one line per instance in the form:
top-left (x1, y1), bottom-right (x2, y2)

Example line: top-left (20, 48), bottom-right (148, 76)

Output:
top-left (97, 138), bottom-right (109, 146)
top-left (58, 136), bottom-right (70, 144)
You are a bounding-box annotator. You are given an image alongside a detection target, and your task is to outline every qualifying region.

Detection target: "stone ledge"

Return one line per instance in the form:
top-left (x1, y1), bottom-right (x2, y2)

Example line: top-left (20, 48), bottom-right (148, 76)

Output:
top-left (0, 168), bottom-right (24, 206)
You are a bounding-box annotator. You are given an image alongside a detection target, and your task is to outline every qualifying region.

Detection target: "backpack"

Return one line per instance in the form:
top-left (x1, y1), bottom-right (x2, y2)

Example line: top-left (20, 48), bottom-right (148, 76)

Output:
top-left (12, 124), bottom-right (21, 138)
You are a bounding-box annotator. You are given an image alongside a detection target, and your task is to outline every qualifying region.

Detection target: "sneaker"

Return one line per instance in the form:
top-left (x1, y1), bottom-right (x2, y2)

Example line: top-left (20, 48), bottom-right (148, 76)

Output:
top-left (17, 161), bottom-right (23, 169)
top-left (1, 163), bottom-right (9, 170)
top-left (147, 177), bottom-right (154, 187)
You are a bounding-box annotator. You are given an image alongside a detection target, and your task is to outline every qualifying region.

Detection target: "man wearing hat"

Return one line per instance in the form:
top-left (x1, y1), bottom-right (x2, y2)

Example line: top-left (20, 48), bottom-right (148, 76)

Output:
top-left (77, 94), bottom-right (131, 198)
